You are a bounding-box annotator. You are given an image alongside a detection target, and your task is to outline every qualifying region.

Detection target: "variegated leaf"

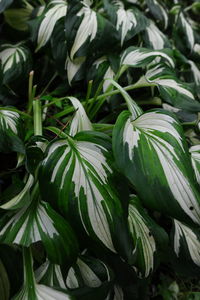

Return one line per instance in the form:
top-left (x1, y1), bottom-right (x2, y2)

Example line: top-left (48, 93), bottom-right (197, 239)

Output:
top-left (145, 0), bottom-right (168, 29)
top-left (104, 0), bottom-right (148, 46)
top-left (0, 175), bottom-right (34, 210)
top-left (68, 97), bottom-right (93, 136)
top-left (36, 0), bottom-right (67, 51)
top-left (143, 21), bottom-right (170, 50)
top-left (176, 12), bottom-right (195, 51)
top-left (0, 44), bottom-right (31, 84)
top-left (173, 219), bottom-right (200, 267)
top-left (190, 145), bottom-right (200, 185)
top-left (145, 64), bottom-right (200, 111)
top-left (0, 108), bottom-right (24, 153)
top-left (121, 46), bottom-right (174, 69)
top-left (0, 197), bottom-right (78, 265)
top-left (113, 109), bottom-right (200, 225)
top-left (66, 0), bottom-right (98, 60)
top-left (0, 0), bottom-right (13, 13)
top-left (66, 255), bottom-right (112, 289)
top-left (13, 248), bottom-right (73, 300)
top-left (35, 260), bottom-right (66, 289)
top-left (66, 56), bottom-right (86, 85)
top-left (128, 197), bottom-right (156, 277)
top-left (39, 132), bottom-right (132, 257)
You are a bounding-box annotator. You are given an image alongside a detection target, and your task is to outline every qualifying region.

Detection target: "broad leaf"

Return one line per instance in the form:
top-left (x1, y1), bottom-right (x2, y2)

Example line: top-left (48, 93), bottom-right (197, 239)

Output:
top-left (0, 195), bottom-right (78, 265)
top-left (0, 44), bottom-right (31, 84)
top-left (190, 145), bottom-right (200, 185)
top-left (104, 0), bottom-right (148, 46)
top-left (39, 132), bottom-right (132, 257)
top-left (121, 47), bottom-right (174, 69)
top-left (113, 109), bottom-right (200, 225)
top-left (145, 0), bottom-right (168, 29)
top-left (35, 0), bottom-right (67, 51)
top-left (68, 97), bottom-right (93, 136)
top-left (128, 195), bottom-right (167, 277)
top-left (0, 0), bottom-right (13, 13)
top-left (66, 56), bottom-right (86, 85)
top-left (145, 64), bottom-right (200, 112)
top-left (0, 108), bottom-right (24, 153)
top-left (66, 255), bottom-right (112, 289)
top-left (13, 248), bottom-right (73, 300)
top-left (173, 219), bottom-right (200, 267)
top-left (142, 21), bottom-right (170, 50)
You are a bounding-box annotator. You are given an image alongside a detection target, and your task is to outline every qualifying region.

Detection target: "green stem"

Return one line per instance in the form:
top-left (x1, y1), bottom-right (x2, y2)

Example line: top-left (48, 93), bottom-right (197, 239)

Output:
top-left (53, 76), bottom-right (156, 119)
top-left (33, 99), bottom-right (42, 136)
top-left (39, 72), bottom-right (57, 97)
top-left (27, 71), bottom-right (34, 115)
top-left (85, 80), bottom-right (93, 111)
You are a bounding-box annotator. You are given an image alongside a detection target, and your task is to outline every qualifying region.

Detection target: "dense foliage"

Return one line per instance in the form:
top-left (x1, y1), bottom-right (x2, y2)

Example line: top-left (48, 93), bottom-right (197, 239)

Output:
top-left (0, 0), bottom-right (200, 299)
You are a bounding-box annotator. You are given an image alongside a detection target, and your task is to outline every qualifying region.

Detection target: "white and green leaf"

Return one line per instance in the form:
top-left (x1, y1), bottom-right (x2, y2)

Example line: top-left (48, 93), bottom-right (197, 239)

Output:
top-left (177, 12), bottom-right (195, 51)
top-left (121, 46), bottom-right (174, 69)
top-left (66, 255), bottom-right (112, 289)
top-left (128, 197), bottom-right (156, 277)
top-left (39, 133), bottom-right (132, 257)
top-left (145, 0), bottom-right (168, 29)
top-left (143, 21), bottom-right (170, 50)
top-left (190, 145), bottom-right (200, 185)
top-left (104, 0), bottom-right (148, 46)
top-left (36, 0), bottom-right (67, 51)
top-left (35, 260), bottom-right (66, 289)
top-left (173, 219), bottom-right (200, 267)
top-left (0, 44), bottom-right (31, 83)
top-left (66, 56), bottom-right (86, 86)
top-left (145, 64), bottom-right (200, 111)
top-left (0, 0), bottom-right (13, 13)
top-left (68, 96), bottom-right (93, 136)
top-left (0, 193), bottom-right (78, 265)
top-left (113, 109), bottom-right (200, 225)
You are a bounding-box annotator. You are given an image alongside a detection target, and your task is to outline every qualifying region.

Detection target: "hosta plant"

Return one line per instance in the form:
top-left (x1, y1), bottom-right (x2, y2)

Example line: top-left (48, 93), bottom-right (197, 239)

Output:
top-left (0, 0), bottom-right (200, 299)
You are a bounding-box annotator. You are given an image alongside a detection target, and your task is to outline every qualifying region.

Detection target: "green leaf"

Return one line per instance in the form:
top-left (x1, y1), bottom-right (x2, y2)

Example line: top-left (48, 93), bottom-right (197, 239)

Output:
top-left (39, 132), bottom-right (132, 258)
top-left (0, 259), bottom-right (10, 300)
top-left (121, 47), bottom-right (174, 69)
top-left (35, 0), bottom-right (67, 52)
top-left (0, 108), bottom-right (24, 154)
top-left (190, 145), bottom-right (200, 185)
top-left (66, 56), bottom-right (86, 85)
top-left (0, 0), bottom-right (13, 13)
top-left (0, 44), bottom-right (32, 84)
top-left (145, 64), bottom-right (200, 112)
top-left (145, 0), bottom-right (168, 29)
top-left (0, 193), bottom-right (78, 265)
top-left (103, 0), bottom-right (148, 46)
top-left (68, 97), bottom-right (93, 136)
top-left (113, 109), bottom-right (200, 225)
top-left (13, 248), bottom-right (74, 300)
top-left (173, 219), bottom-right (200, 267)
top-left (35, 260), bottom-right (66, 289)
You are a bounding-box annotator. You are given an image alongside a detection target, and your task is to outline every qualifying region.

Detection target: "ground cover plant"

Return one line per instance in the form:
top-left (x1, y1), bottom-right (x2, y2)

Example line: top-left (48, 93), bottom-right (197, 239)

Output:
top-left (0, 0), bottom-right (200, 299)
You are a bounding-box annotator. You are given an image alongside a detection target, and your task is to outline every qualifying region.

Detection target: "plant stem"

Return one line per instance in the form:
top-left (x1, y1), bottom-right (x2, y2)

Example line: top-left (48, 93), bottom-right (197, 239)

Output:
top-left (53, 76), bottom-right (157, 119)
top-left (33, 99), bottom-right (42, 136)
top-left (85, 80), bottom-right (93, 111)
top-left (39, 72), bottom-right (57, 97)
top-left (27, 71), bottom-right (34, 115)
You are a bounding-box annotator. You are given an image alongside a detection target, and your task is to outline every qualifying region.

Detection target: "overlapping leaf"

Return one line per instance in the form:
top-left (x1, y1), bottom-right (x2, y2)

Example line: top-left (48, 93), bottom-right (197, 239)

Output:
top-left (35, 0), bottom-right (67, 51)
top-left (104, 0), bottom-right (148, 46)
top-left (0, 44), bottom-right (31, 84)
top-left (0, 196), bottom-right (78, 265)
top-left (39, 132), bottom-right (132, 257)
top-left (113, 109), bottom-right (200, 225)
top-left (145, 64), bottom-right (200, 111)
top-left (190, 145), bottom-right (200, 185)
top-left (142, 21), bottom-right (170, 50)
